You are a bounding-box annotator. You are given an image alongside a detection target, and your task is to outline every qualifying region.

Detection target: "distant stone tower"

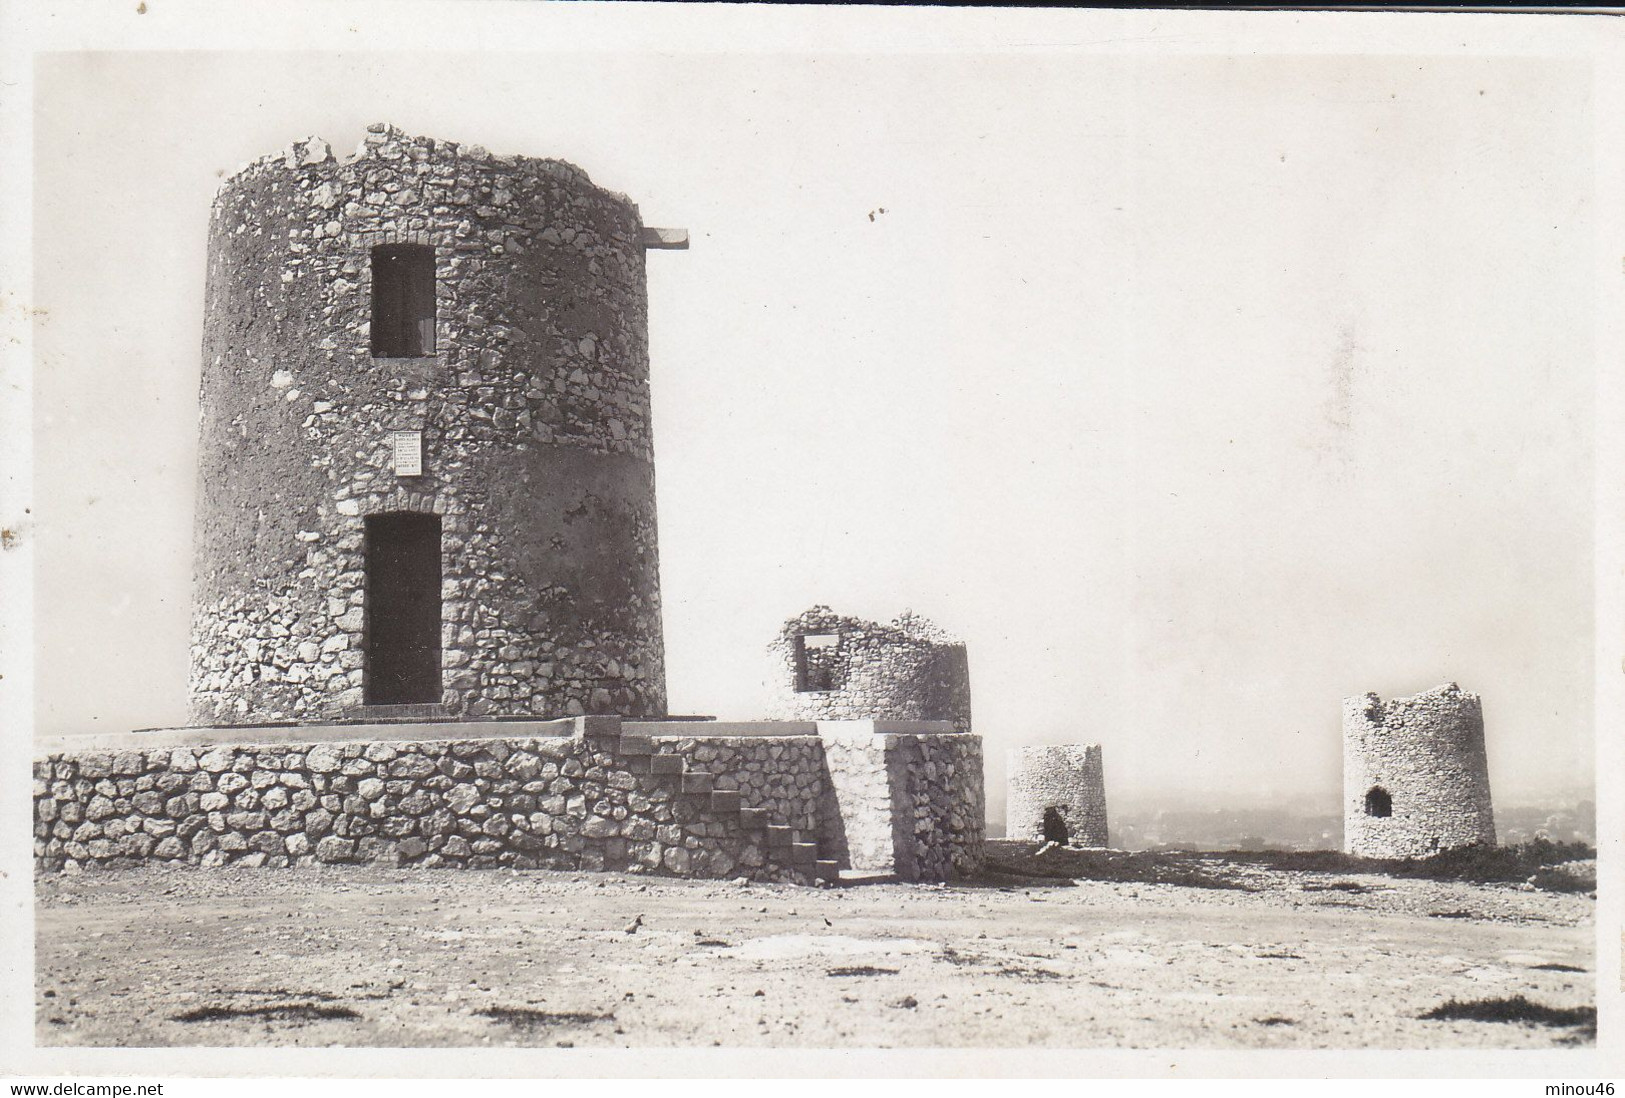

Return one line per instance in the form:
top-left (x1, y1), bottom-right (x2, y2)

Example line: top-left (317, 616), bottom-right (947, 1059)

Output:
top-left (1006, 745), bottom-right (1109, 847)
top-left (764, 607), bottom-right (972, 731)
top-left (189, 125), bottom-right (680, 724)
top-left (1343, 682), bottom-right (1495, 858)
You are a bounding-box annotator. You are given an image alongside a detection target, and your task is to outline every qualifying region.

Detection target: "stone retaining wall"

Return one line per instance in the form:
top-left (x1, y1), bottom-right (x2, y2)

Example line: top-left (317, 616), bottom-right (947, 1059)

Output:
top-left (820, 725), bottom-right (985, 879)
top-left (34, 718), bottom-right (984, 883)
top-left (659, 736), bottom-right (824, 831)
top-left (883, 732), bottom-right (985, 880)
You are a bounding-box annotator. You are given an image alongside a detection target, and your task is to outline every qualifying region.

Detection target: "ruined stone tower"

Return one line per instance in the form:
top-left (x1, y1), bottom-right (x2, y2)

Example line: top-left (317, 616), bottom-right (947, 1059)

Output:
top-left (189, 126), bottom-right (679, 725)
top-left (764, 607), bottom-right (973, 731)
top-left (1005, 744), bottom-right (1109, 847)
top-left (1342, 682), bottom-right (1495, 858)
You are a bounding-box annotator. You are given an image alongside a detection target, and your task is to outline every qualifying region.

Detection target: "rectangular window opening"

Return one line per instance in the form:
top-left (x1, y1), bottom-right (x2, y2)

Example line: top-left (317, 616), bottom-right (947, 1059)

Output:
top-left (371, 244), bottom-right (436, 357)
top-left (794, 633), bottom-right (840, 692)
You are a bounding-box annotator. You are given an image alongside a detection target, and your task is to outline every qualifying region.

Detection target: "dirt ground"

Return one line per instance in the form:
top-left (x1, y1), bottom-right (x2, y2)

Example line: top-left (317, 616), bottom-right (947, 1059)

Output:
top-left (34, 846), bottom-right (1593, 1049)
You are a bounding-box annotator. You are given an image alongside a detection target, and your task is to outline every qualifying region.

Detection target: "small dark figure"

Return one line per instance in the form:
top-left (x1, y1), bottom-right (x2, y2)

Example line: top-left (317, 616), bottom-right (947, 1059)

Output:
top-left (1042, 806), bottom-right (1070, 846)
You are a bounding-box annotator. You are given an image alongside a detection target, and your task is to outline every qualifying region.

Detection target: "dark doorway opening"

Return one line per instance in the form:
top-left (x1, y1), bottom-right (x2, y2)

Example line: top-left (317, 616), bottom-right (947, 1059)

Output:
top-left (1042, 806), bottom-right (1070, 845)
top-left (1364, 786), bottom-right (1392, 818)
top-left (364, 512), bottom-right (442, 705)
top-left (370, 244), bottom-right (436, 357)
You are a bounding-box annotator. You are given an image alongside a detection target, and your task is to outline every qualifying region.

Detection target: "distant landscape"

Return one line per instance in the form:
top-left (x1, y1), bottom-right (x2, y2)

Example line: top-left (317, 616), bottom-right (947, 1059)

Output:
top-left (991, 795), bottom-right (1596, 853)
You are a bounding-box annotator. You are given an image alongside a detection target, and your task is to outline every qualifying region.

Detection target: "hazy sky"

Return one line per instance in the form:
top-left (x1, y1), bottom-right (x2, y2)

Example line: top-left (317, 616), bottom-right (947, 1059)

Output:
top-left (30, 47), bottom-right (1595, 815)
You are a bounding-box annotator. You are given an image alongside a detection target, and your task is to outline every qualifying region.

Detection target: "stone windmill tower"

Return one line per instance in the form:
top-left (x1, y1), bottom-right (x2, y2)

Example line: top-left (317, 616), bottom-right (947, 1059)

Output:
top-left (1005, 744), bottom-right (1109, 848)
top-left (764, 606), bottom-right (974, 732)
top-left (1342, 682), bottom-right (1496, 858)
top-left (188, 125), bottom-right (686, 726)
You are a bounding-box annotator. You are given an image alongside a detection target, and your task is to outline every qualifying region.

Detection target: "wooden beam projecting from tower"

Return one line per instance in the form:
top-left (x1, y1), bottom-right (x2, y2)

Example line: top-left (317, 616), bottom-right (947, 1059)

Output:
top-left (641, 227), bottom-right (689, 250)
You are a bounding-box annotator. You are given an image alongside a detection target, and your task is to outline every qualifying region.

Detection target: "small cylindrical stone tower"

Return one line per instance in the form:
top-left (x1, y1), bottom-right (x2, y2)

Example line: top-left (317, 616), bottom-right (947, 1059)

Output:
top-left (1343, 682), bottom-right (1495, 858)
top-left (189, 125), bottom-right (667, 724)
top-left (763, 606), bottom-right (972, 731)
top-left (1006, 745), bottom-right (1109, 847)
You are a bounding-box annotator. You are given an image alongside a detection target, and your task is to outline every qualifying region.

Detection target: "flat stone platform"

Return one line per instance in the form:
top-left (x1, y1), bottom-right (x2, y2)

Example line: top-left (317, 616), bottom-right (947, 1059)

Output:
top-left (35, 716), bottom-right (960, 755)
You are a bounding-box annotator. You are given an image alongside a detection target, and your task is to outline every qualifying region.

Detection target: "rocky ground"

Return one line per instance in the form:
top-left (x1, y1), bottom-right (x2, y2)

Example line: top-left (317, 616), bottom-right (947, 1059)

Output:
top-left (34, 843), bottom-right (1593, 1048)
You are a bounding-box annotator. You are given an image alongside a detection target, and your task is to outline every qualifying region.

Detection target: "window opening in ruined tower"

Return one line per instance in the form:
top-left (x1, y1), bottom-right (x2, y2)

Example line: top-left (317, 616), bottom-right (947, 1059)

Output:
top-left (794, 633), bottom-right (840, 692)
top-left (370, 244), bottom-right (436, 357)
top-left (1364, 786), bottom-right (1392, 818)
top-left (363, 512), bottom-right (442, 705)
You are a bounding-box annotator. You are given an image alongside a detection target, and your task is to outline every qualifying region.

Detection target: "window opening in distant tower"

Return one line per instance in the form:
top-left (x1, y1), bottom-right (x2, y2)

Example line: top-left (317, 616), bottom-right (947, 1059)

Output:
top-left (794, 633), bottom-right (840, 692)
top-left (1364, 786), bottom-right (1392, 818)
top-left (370, 244), bottom-right (436, 357)
top-left (364, 512), bottom-right (442, 705)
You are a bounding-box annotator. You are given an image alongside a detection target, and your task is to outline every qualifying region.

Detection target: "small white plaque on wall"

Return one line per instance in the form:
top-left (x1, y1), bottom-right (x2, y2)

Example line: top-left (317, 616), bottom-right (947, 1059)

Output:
top-left (392, 431), bottom-right (423, 477)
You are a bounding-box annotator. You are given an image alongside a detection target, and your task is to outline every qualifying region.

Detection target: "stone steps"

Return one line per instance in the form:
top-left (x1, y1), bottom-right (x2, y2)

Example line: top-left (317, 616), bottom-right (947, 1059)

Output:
top-left (603, 730), bottom-right (837, 882)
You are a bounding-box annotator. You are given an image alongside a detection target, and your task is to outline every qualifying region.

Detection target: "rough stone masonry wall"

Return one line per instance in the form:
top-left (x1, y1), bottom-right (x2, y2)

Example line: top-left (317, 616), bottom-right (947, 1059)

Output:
top-left (655, 736), bottom-right (825, 835)
top-left (191, 125), bottom-right (664, 725)
top-left (34, 724), bottom-right (984, 883)
top-left (764, 607), bottom-right (973, 733)
top-left (33, 731), bottom-right (821, 882)
top-left (819, 728), bottom-right (985, 880)
top-left (885, 733), bottom-right (985, 880)
top-left (1343, 682), bottom-right (1495, 859)
top-left (1005, 744), bottom-right (1109, 847)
